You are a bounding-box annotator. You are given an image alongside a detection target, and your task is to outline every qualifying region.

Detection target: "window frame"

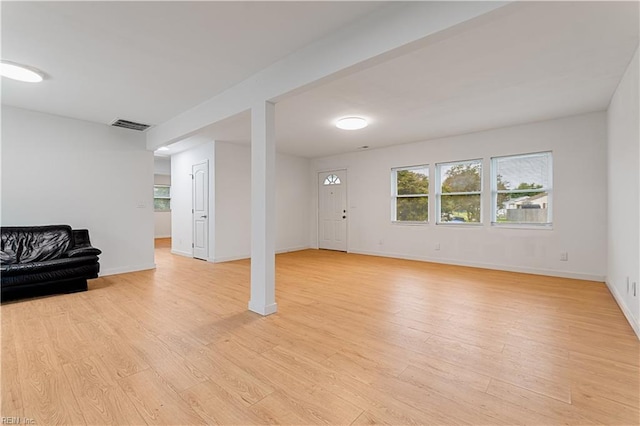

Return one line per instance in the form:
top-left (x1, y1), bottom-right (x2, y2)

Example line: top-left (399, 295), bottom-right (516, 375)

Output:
top-left (491, 151), bottom-right (553, 227)
top-left (154, 184), bottom-right (171, 212)
top-left (435, 158), bottom-right (483, 225)
top-left (391, 164), bottom-right (429, 224)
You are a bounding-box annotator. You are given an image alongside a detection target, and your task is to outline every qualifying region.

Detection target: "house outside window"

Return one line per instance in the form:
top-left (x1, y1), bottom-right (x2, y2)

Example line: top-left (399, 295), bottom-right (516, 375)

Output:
top-left (492, 151), bottom-right (552, 225)
top-left (392, 165), bottom-right (429, 223)
top-left (154, 185), bottom-right (171, 212)
top-left (436, 159), bottom-right (482, 224)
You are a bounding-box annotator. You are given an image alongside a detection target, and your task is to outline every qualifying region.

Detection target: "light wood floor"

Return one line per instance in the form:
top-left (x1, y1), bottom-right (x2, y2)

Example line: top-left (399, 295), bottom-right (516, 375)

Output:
top-left (2, 238), bottom-right (639, 425)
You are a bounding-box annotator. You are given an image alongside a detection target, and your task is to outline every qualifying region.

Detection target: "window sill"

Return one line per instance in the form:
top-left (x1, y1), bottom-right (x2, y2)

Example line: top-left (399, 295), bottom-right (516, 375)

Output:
top-left (436, 222), bottom-right (483, 227)
top-left (491, 222), bottom-right (553, 230)
top-left (392, 221), bottom-right (428, 226)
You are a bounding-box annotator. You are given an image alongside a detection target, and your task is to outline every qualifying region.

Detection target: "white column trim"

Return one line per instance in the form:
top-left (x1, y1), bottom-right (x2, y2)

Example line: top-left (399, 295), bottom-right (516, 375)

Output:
top-left (249, 101), bottom-right (277, 316)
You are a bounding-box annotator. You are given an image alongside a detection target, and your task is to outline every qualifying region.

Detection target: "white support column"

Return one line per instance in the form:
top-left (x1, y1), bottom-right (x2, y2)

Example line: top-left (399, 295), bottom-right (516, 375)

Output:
top-left (249, 100), bottom-right (277, 316)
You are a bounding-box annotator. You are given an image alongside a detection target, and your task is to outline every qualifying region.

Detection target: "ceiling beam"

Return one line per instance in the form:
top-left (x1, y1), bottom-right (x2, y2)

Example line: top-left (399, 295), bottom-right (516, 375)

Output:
top-left (146, 1), bottom-right (509, 150)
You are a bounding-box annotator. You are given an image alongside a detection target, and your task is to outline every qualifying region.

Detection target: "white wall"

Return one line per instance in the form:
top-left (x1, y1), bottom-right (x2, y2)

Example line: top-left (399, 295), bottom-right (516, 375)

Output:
top-left (170, 140), bottom-right (310, 262)
top-left (607, 46), bottom-right (640, 338)
top-left (154, 157), bottom-right (171, 175)
top-left (311, 112), bottom-right (607, 281)
top-left (276, 150), bottom-right (312, 252)
top-left (213, 142), bottom-right (250, 261)
top-left (170, 141), bottom-right (215, 259)
top-left (213, 141), bottom-right (311, 262)
top-left (1, 106), bottom-right (155, 275)
top-left (154, 174), bottom-right (171, 238)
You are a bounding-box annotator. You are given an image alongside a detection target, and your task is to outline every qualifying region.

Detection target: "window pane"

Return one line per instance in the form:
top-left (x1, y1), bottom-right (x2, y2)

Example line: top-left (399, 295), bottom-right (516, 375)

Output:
top-left (397, 168), bottom-right (428, 195)
top-left (440, 161), bottom-right (481, 193)
top-left (323, 174), bottom-right (341, 185)
top-left (496, 191), bottom-right (549, 223)
top-left (493, 152), bottom-right (552, 225)
top-left (495, 153), bottom-right (550, 190)
top-left (396, 197), bottom-right (428, 222)
top-left (154, 198), bottom-right (170, 211)
top-left (440, 194), bottom-right (481, 223)
top-left (154, 186), bottom-right (170, 197)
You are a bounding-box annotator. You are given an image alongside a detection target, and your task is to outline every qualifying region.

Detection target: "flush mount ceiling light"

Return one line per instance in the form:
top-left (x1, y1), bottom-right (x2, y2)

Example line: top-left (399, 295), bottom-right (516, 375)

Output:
top-left (336, 116), bottom-right (368, 130)
top-left (0, 60), bottom-right (44, 83)
top-left (156, 147), bottom-right (170, 152)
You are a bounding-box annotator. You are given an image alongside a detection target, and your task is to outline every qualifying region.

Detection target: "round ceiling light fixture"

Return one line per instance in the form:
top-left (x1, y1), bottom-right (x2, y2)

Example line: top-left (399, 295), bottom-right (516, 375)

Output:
top-left (0, 60), bottom-right (45, 83)
top-left (336, 116), bottom-right (368, 130)
top-left (156, 147), bottom-right (170, 151)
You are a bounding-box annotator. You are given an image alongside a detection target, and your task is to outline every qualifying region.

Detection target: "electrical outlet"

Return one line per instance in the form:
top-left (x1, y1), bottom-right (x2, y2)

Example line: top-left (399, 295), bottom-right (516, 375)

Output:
top-left (560, 252), bottom-right (568, 261)
top-left (435, 243), bottom-right (441, 251)
top-left (378, 239), bottom-right (384, 245)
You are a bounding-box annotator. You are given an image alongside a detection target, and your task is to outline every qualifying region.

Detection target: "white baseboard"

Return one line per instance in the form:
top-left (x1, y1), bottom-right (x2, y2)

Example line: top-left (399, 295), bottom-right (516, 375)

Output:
top-left (214, 254), bottom-right (249, 263)
top-left (248, 301), bottom-right (278, 316)
top-left (99, 263), bottom-right (156, 276)
top-left (170, 248), bottom-right (215, 263)
top-left (277, 245), bottom-right (310, 254)
top-left (605, 280), bottom-right (640, 340)
top-left (171, 249), bottom-right (193, 258)
top-left (214, 246), bottom-right (310, 263)
top-left (347, 249), bottom-right (605, 282)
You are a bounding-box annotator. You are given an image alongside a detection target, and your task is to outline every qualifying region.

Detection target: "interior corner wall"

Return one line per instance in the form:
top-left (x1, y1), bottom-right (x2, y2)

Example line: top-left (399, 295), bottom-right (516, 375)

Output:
top-left (1, 106), bottom-right (155, 275)
top-left (154, 156), bottom-right (171, 175)
top-left (310, 112), bottom-right (607, 282)
top-left (213, 141), bottom-right (311, 262)
top-left (170, 141), bottom-right (215, 260)
top-left (154, 173), bottom-right (172, 238)
top-left (607, 46), bottom-right (640, 338)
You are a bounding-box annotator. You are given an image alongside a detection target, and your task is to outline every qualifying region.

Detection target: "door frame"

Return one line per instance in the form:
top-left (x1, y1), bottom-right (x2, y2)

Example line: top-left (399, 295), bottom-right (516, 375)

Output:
top-left (316, 168), bottom-right (349, 252)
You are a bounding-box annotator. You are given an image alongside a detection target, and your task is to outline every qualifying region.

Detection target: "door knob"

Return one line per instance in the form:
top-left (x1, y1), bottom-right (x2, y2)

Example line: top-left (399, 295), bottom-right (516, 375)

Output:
top-left (201, 215), bottom-right (207, 218)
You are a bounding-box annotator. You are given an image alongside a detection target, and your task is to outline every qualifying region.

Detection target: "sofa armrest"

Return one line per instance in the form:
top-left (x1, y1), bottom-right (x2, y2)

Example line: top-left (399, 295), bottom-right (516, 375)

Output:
top-left (67, 229), bottom-right (101, 258)
top-left (66, 247), bottom-right (102, 258)
top-left (72, 229), bottom-right (92, 247)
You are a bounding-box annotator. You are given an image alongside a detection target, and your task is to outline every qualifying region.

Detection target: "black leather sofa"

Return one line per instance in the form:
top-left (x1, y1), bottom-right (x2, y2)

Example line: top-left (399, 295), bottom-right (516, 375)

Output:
top-left (1, 225), bottom-right (101, 301)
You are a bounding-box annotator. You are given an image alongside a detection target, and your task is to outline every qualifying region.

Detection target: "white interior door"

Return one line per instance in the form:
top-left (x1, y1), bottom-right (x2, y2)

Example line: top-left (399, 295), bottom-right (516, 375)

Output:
top-left (192, 161), bottom-right (209, 260)
top-left (318, 170), bottom-right (347, 251)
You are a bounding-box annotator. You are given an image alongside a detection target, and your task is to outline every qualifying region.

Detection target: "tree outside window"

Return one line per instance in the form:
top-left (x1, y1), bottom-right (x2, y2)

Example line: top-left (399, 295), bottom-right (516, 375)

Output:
top-left (392, 166), bottom-right (429, 222)
top-left (154, 185), bottom-right (171, 212)
top-left (437, 160), bottom-right (482, 223)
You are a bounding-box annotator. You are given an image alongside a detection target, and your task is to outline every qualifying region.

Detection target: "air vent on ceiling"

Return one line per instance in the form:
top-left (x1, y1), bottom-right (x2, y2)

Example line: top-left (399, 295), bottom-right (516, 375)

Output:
top-left (110, 118), bottom-right (151, 132)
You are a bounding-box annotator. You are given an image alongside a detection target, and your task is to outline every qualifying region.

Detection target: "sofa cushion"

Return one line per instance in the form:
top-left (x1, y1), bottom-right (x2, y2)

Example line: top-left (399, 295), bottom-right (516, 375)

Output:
top-left (1, 257), bottom-right (100, 287)
top-left (0, 250), bottom-right (14, 264)
top-left (1, 225), bottom-right (72, 264)
top-left (1, 255), bottom-right (99, 276)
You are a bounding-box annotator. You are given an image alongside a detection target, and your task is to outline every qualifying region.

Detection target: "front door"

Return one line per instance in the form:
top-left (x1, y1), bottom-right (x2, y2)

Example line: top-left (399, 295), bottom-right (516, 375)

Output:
top-left (318, 170), bottom-right (347, 251)
top-left (192, 161), bottom-right (209, 260)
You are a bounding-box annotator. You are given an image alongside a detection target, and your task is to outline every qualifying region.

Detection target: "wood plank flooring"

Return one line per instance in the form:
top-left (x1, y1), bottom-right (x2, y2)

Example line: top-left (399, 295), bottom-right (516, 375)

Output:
top-left (2, 238), bottom-right (638, 425)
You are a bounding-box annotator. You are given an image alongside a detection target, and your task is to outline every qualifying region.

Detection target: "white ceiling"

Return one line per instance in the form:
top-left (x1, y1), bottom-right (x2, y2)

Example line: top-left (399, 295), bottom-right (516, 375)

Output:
top-left (2, 2), bottom-right (639, 159)
top-left (1, 1), bottom-right (385, 126)
top-left (276, 1), bottom-right (639, 157)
